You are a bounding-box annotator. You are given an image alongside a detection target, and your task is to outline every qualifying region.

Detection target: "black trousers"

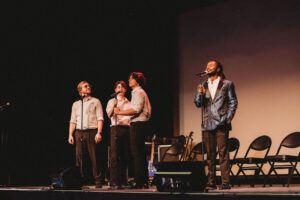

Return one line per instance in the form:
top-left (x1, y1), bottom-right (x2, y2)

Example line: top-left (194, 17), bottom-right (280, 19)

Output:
top-left (203, 128), bottom-right (230, 185)
top-left (75, 129), bottom-right (101, 182)
top-left (109, 125), bottom-right (130, 186)
top-left (130, 121), bottom-right (148, 186)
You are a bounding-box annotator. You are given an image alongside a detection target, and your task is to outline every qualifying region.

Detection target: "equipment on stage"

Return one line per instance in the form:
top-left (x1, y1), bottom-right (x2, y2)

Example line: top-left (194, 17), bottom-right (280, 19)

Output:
top-left (153, 132), bottom-right (208, 193)
top-left (0, 102), bottom-right (10, 111)
top-left (148, 134), bottom-right (157, 184)
top-left (51, 166), bottom-right (83, 190)
top-left (157, 144), bottom-right (172, 161)
top-left (180, 131), bottom-right (194, 161)
top-left (154, 161), bottom-right (206, 193)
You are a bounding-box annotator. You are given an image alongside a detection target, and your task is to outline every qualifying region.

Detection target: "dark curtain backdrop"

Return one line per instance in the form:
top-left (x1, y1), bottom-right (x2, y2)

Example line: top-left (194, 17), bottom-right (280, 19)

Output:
top-left (0, 0), bottom-right (179, 185)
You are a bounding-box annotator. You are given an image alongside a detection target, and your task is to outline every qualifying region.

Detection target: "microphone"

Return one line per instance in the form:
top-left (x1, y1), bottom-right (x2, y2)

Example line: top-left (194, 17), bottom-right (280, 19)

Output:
top-left (195, 71), bottom-right (208, 77)
top-left (110, 91), bottom-right (121, 98)
top-left (0, 102), bottom-right (10, 109)
top-left (79, 93), bottom-right (87, 100)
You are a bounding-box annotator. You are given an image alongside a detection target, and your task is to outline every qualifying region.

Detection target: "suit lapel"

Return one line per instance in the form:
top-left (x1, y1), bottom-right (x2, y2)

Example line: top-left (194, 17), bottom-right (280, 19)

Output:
top-left (213, 79), bottom-right (224, 102)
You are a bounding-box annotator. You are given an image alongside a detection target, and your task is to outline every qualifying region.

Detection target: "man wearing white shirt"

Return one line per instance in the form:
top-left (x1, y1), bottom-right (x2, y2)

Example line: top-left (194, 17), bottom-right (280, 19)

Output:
top-left (194, 61), bottom-right (238, 190)
top-left (114, 72), bottom-right (151, 189)
top-left (106, 81), bottom-right (131, 189)
top-left (68, 81), bottom-right (104, 188)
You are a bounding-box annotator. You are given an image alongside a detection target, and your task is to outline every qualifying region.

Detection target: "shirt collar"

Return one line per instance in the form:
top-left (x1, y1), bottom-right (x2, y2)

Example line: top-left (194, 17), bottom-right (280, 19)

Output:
top-left (83, 96), bottom-right (92, 102)
top-left (132, 86), bottom-right (142, 93)
top-left (208, 76), bottom-right (221, 85)
top-left (117, 96), bottom-right (127, 102)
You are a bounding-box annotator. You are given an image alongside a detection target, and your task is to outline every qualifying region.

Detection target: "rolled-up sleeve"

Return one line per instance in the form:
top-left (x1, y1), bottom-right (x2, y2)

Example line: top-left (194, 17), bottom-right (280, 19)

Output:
top-left (70, 103), bottom-right (77, 124)
top-left (106, 99), bottom-right (114, 116)
top-left (96, 100), bottom-right (104, 121)
top-left (131, 91), bottom-right (144, 113)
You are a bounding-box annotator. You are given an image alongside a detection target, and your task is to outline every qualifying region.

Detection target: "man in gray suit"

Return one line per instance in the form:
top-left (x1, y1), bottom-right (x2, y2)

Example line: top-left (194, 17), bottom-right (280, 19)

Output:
top-left (194, 60), bottom-right (238, 190)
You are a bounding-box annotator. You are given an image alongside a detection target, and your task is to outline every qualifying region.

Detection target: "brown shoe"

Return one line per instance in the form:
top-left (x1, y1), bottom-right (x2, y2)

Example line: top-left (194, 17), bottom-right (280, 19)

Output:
top-left (94, 175), bottom-right (102, 188)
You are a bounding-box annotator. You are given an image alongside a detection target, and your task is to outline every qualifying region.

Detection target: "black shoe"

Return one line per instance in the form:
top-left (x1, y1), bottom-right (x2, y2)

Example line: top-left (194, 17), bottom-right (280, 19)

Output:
top-left (95, 180), bottom-right (102, 188)
top-left (109, 185), bottom-right (123, 190)
top-left (120, 183), bottom-right (130, 189)
top-left (219, 183), bottom-right (231, 190)
top-left (95, 176), bottom-right (102, 188)
top-left (205, 183), bottom-right (217, 191)
top-left (129, 182), bottom-right (148, 189)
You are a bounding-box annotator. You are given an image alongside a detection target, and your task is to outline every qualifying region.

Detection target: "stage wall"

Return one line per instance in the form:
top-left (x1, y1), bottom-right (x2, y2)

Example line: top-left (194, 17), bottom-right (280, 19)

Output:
top-left (178, 0), bottom-right (300, 159)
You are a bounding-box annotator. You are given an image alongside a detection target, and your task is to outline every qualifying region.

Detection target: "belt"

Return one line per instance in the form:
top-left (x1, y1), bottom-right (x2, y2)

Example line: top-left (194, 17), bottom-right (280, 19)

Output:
top-left (112, 125), bottom-right (130, 128)
top-left (76, 129), bottom-right (97, 132)
top-left (130, 121), bottom-right (148, 125)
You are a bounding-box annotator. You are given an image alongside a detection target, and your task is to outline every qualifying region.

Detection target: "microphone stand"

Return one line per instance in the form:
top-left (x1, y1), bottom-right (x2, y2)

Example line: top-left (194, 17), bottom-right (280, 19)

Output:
top-left (81, 96), bottom-right (84, 131)
top-left (113, 94), bottom-right (118, 169)
top-left (0, 104), bottom-right (10, 186)
top-left (109, 94), bottom-right (118, 187)
top-left (198, 77), bottom-right (207, 162)
top-left (114, 95), bottom-right (118, 128)
top-left (200, 90), bottom-right (205, 162)
top-left (80, 95), bottom-right (84, 179)
top-left (196, 72), bottom-right (208, 162)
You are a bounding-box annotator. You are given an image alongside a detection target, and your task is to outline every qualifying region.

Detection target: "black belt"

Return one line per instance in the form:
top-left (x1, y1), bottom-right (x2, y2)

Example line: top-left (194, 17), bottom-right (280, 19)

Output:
top-left (76, 129), bottom-right (97, 132)
top-left (112, 125), bottom-right (130, 128)
top-left (130, 121), bottom-right (147, 125)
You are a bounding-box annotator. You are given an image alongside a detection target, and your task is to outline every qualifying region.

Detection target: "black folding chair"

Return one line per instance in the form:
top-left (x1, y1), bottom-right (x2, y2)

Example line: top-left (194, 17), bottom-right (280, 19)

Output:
top-left (161, 143), bottom-right (184, 162)
top-left (232, 135), bottom-right (272, 187)
top-left (188, 142), bottom-right (206, 162)
top-left (264, 132), bottom-right (300, 187)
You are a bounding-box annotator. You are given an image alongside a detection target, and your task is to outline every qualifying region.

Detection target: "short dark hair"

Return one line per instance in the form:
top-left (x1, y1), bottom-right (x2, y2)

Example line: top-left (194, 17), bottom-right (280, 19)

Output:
top-left (114, 80), bottom-right (127, 90)
top-left (129, 72), bottom-right (146, 87)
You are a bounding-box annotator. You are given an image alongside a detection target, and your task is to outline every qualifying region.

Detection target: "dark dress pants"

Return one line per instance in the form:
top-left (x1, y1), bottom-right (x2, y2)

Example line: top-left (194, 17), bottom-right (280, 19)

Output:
top-left (75, 129), bottom-right (101, 183)
top-left (203, 128), bottom-right (230, 185)
top-left (109, 125), bottom-right (130, 186)
top-left (130, 121), bottom-right (148, 186)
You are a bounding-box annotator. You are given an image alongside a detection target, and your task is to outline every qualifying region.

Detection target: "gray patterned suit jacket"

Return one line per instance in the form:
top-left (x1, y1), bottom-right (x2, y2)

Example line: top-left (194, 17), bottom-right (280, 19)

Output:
top-left (194, 79), bottom-right (238, 131)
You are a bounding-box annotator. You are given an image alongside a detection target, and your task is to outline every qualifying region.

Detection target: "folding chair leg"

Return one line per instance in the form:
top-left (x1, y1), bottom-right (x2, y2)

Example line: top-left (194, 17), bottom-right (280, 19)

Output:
top-left (287, 167), bottom-right (295, 187)
top-left (263, 166), bottom-right (274, 187)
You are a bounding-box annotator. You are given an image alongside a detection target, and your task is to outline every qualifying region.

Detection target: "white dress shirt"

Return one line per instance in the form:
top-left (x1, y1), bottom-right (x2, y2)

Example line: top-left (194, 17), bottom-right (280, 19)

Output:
top-left (130, 86), bottom-right (151, 122)
top-left (70, 96), bottom-right (104, 130)
top-left (208, 76), bottom-right (221, 100)
top-left (106, 96), bottom-right (131, 126)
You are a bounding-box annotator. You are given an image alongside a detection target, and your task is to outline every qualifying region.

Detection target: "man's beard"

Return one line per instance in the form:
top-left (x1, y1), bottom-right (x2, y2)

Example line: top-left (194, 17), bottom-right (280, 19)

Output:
top-left (207, 70), bottom-right (218, 77)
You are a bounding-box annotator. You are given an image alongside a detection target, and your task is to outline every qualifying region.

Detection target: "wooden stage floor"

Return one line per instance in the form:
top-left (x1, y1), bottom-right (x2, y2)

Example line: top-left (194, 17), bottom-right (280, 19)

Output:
top-left (1, 184), bottom-right (300, 200)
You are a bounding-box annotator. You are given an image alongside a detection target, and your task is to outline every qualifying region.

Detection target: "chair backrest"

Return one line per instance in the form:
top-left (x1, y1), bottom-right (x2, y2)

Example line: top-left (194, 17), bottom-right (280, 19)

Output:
top-left (276, 132), bottom-right (300, 155)
top-left (245, 135), bottom-right (272, 158)
top-left (188, 142), bottom-right (206, 161)
top-left (159, 136), bottom-right (186, 145)
top-left (215, 137), bottom-right (239, 160)
top-left (161, 143), bottom-right (184, 162)
top-left (228, 137), bottom-right (240, 159)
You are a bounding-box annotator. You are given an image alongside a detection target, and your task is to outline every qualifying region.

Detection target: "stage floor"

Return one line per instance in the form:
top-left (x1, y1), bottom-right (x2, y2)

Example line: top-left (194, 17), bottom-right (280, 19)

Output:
top-left (1, 184), bottom-right (300, 200)
top-left (1, 184), bottom-right (300, 193)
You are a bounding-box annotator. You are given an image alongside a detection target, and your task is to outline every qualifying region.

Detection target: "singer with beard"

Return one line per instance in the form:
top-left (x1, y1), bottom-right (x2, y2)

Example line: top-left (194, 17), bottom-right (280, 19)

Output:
top-left (106, 81), bottom-right (131, 189)
top-left (68, 81), bottom-right (104, 188)
top-left (194, 60), bottom-right (238, 190)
